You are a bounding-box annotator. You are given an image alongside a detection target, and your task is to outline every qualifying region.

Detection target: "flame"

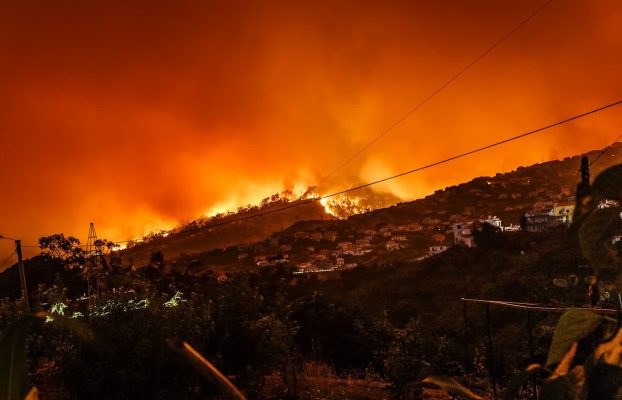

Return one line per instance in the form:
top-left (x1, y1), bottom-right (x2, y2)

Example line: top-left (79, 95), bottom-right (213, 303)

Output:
top-left (320, 197), bottom-right (337, 217)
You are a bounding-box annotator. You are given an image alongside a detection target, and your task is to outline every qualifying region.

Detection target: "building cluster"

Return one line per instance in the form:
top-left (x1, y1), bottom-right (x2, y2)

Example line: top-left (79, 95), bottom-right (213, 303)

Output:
top-left (523, 199), bottom-right (576, 232)
top-left (426, 215), bottom-right (507, 256)
top-left (523, 199), bottom-right (620, 232)
top-left (294, 224), bottom-right (422, 273)
top-left (236, 158), bottom-right (622, 275)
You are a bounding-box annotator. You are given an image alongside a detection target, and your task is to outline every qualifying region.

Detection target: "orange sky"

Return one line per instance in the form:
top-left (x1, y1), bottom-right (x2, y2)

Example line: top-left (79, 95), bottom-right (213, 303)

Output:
top-left (1, 0), bottom-right (622, 256)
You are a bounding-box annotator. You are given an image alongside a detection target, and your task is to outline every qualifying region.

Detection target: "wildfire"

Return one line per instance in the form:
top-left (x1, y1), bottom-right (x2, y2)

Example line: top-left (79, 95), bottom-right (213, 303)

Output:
top-left (319, 188), bottom-right (401, 219)
top-left (113, 184), bottom-right (399, 248)
top-left (320, 197), bottom-right (337, 217)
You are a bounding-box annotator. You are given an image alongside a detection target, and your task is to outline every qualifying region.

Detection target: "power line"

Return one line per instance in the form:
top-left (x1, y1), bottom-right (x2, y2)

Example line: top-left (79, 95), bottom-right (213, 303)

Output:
top-left (111, 97), bottom-right (622, 243)
top-left (323, 99), bottom-right (622, 198)
top-left (0, 251), bottom-right (16, 270)
top-left (316, 0), bottom-right (554, 186)
top-left (0, 235), bottom-right (18, 241)
top-left (591, 133), bottom-right (622, 166)
top-left (12, 98), bottom-right (622, 250)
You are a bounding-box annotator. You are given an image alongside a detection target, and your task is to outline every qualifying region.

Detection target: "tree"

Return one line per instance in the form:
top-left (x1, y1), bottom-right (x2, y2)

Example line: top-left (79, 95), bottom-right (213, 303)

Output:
top-left (38, 234), bottom-right (84, 267)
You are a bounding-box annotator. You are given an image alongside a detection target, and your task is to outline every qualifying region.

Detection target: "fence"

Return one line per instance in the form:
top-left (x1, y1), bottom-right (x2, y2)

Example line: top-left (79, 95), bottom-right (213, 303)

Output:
top-left (461, 298), bottom-right (619, 399)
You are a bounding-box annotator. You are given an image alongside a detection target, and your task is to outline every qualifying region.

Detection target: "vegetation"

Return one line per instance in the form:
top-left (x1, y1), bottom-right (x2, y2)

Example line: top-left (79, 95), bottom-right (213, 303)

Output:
top-left (0, 226), bottom-right (592, 399)
top-left (1, 160), bottom-right (622, 399)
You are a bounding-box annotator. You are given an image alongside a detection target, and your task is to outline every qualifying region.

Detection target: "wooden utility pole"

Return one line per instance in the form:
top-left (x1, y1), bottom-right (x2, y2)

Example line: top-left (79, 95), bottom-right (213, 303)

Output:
top-left (15, 239), bottom-right (29, 311)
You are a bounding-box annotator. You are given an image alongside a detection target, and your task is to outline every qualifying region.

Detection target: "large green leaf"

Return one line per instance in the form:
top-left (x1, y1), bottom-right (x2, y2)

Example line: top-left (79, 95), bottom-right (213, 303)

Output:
top-left (578, 207), bottom-right (619, 269)
top-left (593, 165), bottom-right (622, 200)
top-left (547, 311), bottom-right (604, 366)
top-left (421, 376), bottom-right (483, 399)
top-left (0, 317), bottom-right (33, 400)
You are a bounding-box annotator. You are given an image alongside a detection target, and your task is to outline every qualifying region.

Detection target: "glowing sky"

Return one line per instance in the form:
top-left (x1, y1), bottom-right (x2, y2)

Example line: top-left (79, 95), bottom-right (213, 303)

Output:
top-left (1, 0), bottom-right (622, 255)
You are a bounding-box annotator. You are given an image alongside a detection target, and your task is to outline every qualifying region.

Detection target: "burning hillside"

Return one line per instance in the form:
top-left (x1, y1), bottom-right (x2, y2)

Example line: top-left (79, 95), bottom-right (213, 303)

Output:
top-left (320, 187), bottom-right (402, 219)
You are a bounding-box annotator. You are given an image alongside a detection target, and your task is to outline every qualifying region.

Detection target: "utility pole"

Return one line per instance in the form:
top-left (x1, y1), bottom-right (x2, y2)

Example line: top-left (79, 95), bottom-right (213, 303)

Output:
top-left (15, 239), bottom-right (29, 312)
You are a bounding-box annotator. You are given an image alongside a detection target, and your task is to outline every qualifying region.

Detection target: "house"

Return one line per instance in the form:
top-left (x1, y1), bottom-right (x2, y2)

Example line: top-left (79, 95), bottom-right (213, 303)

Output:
top-left (323, 231), bottom-right (337, 242)
top-left (598, 199), bottom-right (620, 209)
top-left (432, 233), bottom-right (446, 243)
top-left (453, 222), bottom-right (475, 247)
top-left (406, 223), bottom-right (423, 232)
top-left (429, 245), bottom-right (450, 255)
top-left (294, 231), bottom-right (309, 239)
top-left (480, 215), bottom-right (502, 228)
top-left (297, 262), bottom-right (313, 271)
top-left (337, 241), bottom-right (353, 251)
top-left (310, 232), bottom-right (323, 241)
top-left (345, 248), bottom-right (372, 256)
top-left (356, 238), bottom-right (371, 248)
top-left (379, 224), bottom-right (396, 233)
top-left (422, 217), bottom-right (440, 225)
top-left (533, 200), bottom-right (555, 211)
top-left (524, 211), bottom-right (557, 232)
top-left (309, 253), bottom-right (328, 262)
top-left (552, 201), bottom-right (575, 224)
top-left (502, 224), bottom-right (521, 232)
top-left (560, 185), bottom-right (572, 196)
top-left (256, 260), bottom-right (273, 267)
top-left (386, 240), bottom-right (401, 251)
top-left (254, 255), bottom-right (271, 263)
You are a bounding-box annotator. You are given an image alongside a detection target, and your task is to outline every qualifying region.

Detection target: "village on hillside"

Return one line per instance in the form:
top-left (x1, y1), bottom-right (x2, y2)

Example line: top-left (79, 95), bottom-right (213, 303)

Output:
top-left (125, 145), bottom-right (622, 278)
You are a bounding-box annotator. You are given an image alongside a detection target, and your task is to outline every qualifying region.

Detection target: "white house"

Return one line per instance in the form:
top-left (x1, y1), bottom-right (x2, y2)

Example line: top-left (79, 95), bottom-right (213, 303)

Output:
top-left (386, 240), bottom-right (401, 252)
top-left (480, 215), bottom-right (502, 228)
top-left (429, 245), bottom-right (450, 255)
top-left (453, 222), bottom-right (475, 248)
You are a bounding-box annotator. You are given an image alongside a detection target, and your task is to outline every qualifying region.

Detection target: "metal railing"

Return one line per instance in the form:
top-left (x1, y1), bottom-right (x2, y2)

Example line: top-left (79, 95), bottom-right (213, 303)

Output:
top-left (461, 298), bottom-right (618, 399)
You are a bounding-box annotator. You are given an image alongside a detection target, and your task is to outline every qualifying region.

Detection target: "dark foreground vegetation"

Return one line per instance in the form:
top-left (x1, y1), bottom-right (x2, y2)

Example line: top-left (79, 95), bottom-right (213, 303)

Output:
top-left (2, 164), bottom-right (622, 399)
top-left (0, 226), bottom-right (597, 399)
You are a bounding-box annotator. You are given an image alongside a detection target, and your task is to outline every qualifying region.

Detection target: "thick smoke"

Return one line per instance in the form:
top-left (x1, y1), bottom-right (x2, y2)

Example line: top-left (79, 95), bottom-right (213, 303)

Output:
top-left (1, 0), bottom-right (622, 254)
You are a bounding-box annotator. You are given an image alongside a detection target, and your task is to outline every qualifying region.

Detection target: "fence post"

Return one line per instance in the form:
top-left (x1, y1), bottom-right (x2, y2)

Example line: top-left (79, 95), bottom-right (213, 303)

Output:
top-left (463, 300), bottom-right (470, 372)
top-left (527, 311), bottom-right (537, 399)
top-left (486, 303), bottom-right (497, 399)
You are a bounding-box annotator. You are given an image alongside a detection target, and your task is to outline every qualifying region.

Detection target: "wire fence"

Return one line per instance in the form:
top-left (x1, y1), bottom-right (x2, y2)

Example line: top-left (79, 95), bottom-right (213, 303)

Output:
top-left (461, 298), bottom-right (618, 399)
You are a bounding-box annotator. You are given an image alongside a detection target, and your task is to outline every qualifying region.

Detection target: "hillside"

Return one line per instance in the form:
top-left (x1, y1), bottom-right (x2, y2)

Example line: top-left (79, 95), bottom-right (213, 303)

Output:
top-left (116, 143), bottom-right (622, 272)
top-left (119, 198), bottom-right (332, 266)
top-left (166, 143), bottom-right (622, 274)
